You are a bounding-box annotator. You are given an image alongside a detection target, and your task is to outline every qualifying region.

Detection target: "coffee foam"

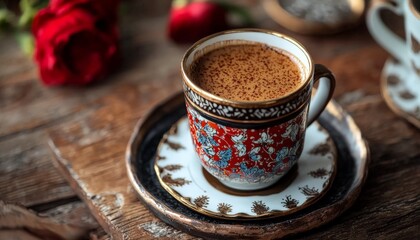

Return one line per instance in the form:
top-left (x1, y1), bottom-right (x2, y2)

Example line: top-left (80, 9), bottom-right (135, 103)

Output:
top-left (189, 41), bottom-right (306, 102)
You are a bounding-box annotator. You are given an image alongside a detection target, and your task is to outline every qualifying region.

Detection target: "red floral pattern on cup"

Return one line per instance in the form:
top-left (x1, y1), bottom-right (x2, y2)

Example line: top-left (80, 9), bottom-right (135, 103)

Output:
top-left (186, 103), bottom-right (307, 185)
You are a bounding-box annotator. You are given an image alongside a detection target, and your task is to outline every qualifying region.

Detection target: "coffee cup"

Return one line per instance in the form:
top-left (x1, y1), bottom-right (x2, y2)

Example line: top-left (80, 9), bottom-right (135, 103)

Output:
top-left (181, 29), bottom-right (335, 191)
top-left (367, 0), bottom-right (420, 78)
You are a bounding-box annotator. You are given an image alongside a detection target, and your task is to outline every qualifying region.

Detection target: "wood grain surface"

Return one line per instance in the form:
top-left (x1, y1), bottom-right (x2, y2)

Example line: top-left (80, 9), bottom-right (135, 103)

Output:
top-left (1, 0), bottom-right (419, 239)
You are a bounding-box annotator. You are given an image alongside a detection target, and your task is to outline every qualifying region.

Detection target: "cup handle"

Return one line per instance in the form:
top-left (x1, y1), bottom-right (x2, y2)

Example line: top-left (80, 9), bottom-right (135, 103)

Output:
top-left (366, 0), bottom-right (407, 65)
top-left (307, 64), bottom-right (336, 125)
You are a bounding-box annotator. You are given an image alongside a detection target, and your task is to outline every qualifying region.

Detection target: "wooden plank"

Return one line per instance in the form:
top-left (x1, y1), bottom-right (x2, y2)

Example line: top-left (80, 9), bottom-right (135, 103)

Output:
top-left (0, 36), bottom-right (34, 81)
top-left (0, 16), bottom-right (110, 240)
top-left (48, 82), bottom-right (191, 240)
top-left (0, 200), bottom-right (99, 239)
top-left (0, 45), bottom-right (84, 207)
top-left (0, 33), bottom-right (86, 206)
top-left (0, 130), bottom-right (77, 206)
top-left (0, 0), bottom-right (181, 208)
top-left (0, 1), bottom-right (180, 236)
top-left (0, 0), bottom-right (185, 238)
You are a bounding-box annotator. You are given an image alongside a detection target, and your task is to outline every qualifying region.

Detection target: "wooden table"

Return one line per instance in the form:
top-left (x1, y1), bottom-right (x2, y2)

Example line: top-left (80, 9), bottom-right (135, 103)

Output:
top-left (1, 0), bottom-right (419, 239)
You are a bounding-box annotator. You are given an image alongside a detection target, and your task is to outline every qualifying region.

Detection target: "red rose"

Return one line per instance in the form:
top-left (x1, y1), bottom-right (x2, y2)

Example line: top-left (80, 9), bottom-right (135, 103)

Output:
top-left (167, 1), bottom-right (228, 43)
top-left (32, 0), bottom-right (120, 86)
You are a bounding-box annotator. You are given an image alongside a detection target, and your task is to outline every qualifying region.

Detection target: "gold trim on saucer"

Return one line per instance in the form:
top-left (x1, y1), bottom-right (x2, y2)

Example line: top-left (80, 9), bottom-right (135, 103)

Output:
top-left (153, 117), bottom-right (338, 220)
top-left (124, 92), bottom-right (370, 238)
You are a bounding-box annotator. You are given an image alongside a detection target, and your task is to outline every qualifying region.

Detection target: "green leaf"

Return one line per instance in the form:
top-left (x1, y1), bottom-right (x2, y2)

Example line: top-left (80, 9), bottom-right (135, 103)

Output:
top-left (18, 10), bottom-right (36, 29)
top-left (18, 0), bottom-right (37, 29)
top-left (20, 0), bottom-right (35, 12)
top-left (0, 9), bottom-right (14, 30)
top-left (172, 0), bottom-right (189, 8)
top-left (33, 0), bottom-right (49, 9)
top-left (0, 9), bottom-right (10, 22)
top-left (16, 32), bottom-right (35, 56)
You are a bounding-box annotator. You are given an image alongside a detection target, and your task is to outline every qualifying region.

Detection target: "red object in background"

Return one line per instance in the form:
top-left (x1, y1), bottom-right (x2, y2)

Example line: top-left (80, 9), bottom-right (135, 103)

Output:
top-left (32, 0), bottom-right (120, 86)
top-left (167, 1), bottom-right (228, 43)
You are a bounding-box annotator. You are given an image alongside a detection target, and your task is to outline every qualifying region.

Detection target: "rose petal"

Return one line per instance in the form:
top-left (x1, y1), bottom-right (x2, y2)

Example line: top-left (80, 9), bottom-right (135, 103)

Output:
top-left (167, 2), bottom-right (227, 43)
top-left (32, 0), bottom-right (120, 86)
top-left (62, 31), bottom-right (113, 84)
top-left (51, 0), bottom-right (120, 20)
top-left (32, 8), bottom-right (55, 37)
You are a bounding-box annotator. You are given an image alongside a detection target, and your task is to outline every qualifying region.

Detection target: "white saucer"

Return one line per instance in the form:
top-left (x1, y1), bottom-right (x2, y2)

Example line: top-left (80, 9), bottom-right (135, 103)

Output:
top-left (154, 117), bottom-right (337, 219)
top-left (381, 58), bottom-right (420, 128)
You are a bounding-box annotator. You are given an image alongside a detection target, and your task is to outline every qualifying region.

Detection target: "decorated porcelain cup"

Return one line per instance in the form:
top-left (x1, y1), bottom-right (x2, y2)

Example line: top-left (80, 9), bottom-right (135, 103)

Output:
top-left (181, 29), bottom-right (335, 191)
top-left (367, 0), bottom-right (420, 77)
